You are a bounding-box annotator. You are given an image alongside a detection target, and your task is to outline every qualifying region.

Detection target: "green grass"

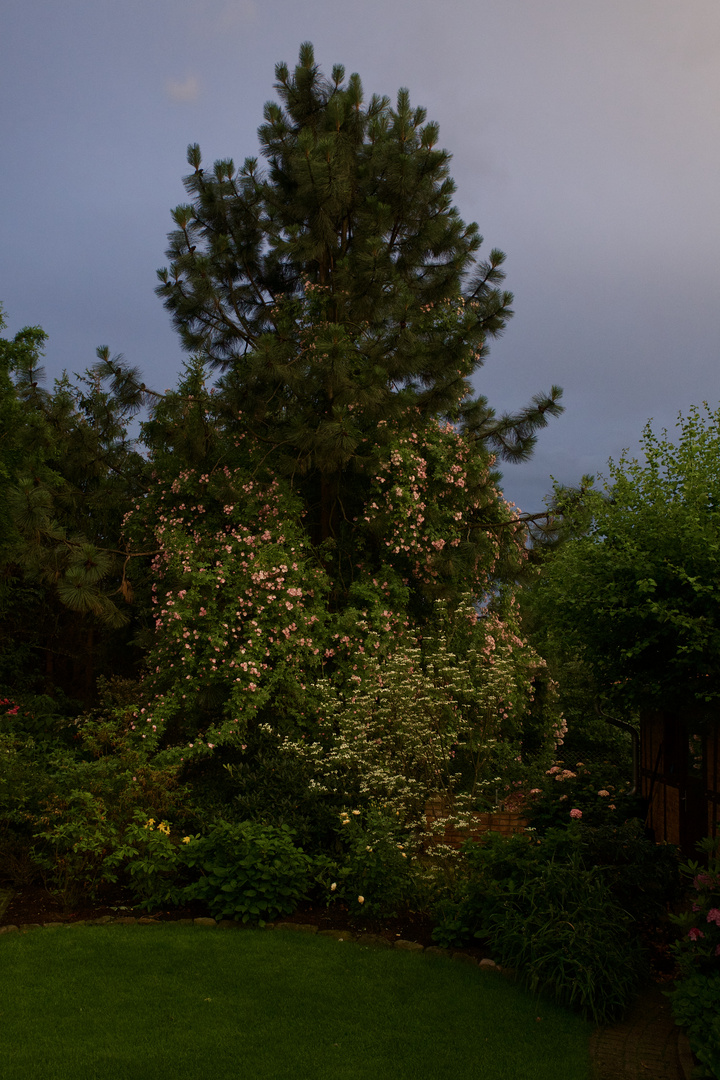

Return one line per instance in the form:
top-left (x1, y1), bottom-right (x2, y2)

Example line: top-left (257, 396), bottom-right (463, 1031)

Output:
top-left (0, 925), bottom-right (592, 1080)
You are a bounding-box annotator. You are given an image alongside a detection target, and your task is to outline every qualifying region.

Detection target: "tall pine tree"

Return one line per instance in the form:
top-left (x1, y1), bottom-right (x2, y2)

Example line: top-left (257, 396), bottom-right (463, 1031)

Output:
top-left (156, 43), bottom-right (562, 552)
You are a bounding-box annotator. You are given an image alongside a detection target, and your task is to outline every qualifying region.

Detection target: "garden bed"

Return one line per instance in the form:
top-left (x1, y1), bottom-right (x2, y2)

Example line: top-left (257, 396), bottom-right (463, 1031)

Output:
top-left (1, 883), bottom-right (483, 954)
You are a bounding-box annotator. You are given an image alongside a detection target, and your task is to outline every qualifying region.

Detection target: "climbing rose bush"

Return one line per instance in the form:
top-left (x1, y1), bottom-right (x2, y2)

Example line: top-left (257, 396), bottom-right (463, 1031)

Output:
top-left (124, 427), bottom-right (560, 819)
top-left (124, 464), bottom-right (330, 764)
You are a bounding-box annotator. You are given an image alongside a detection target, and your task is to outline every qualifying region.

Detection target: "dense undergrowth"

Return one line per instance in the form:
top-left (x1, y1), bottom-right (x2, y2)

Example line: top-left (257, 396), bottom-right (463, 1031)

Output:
top-left (0, 689), bottom-right (695, 1029)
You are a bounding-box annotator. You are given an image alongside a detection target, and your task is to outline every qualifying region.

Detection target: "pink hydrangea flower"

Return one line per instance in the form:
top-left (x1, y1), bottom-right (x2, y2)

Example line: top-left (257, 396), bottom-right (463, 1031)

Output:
top-left (687, 928), bottom-right (705, 941)
top-left (707, 908), bottom-right (720, 926)
top-left (569, 808), bottom-right (582, 820)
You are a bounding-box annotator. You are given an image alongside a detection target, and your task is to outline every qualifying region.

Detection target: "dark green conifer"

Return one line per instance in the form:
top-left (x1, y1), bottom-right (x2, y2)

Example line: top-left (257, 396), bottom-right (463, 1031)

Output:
top-left (157, 43), bottom-right (562, 542)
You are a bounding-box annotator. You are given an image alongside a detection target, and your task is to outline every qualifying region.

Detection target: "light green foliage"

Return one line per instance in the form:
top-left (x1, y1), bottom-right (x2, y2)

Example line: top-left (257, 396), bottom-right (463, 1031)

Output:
top-left (532, 404), bottom-right (720, 711)
top-left (0, 688), bottom-right (187, 903)
top-left (115, 812), bottom-right (184, 908)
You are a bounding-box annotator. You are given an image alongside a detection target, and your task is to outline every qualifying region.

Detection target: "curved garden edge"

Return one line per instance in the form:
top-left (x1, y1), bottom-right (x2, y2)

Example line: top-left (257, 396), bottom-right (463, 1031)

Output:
top-left (0, 910), bottom-right (502, 971)
top-left (1, 913), bottom-right (697, 1080)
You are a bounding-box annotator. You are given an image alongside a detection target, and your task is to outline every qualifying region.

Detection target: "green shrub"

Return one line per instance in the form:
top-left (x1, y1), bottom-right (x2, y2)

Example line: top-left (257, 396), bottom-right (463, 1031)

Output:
top-left (431, 828), bottom-right (647, 1022)
top-left (0, 694), bottom-right (80, 887)
top-left (670, 837), bottom-right (720, 977)
top-left (666, 971), bottom-right (720, 1078)
top-left (31, 788), bottom-right (121, 908)
top-left (329, 805), bottom-right (418, 918)
top-left (667, 837), bottom-right (720, 1077)
top-left (116, 811), bottom-right (186, 909)
top-left (482, 854), bottom-right (647, 1023)
top-left (13, 688), bottom-right (191, 906)
top-left (523, 758), bottom-right (640, 833)
top-left (577, 820), bottom-right (681, 925)
top-left (181, 820), bottom-right (312, 923)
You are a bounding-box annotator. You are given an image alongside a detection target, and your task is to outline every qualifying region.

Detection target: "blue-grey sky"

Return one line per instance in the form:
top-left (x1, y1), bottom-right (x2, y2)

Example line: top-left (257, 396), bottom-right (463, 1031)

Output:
top-left (3, 0), bottom-right (719, 513)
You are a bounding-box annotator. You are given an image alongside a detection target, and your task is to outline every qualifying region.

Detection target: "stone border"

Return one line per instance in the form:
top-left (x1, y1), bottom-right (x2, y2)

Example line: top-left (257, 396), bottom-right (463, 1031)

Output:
top-left (0, 915), bottom-right (502, 971)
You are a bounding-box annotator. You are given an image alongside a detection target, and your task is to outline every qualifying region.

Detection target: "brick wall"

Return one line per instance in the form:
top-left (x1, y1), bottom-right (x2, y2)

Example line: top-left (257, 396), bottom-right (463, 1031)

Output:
top-left (424, 797), bottom-right (527, 848)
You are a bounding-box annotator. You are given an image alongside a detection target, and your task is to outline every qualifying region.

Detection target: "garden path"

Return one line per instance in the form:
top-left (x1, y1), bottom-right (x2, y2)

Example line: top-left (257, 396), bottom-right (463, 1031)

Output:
top-left (589, 983), bottom-right (694, 1080)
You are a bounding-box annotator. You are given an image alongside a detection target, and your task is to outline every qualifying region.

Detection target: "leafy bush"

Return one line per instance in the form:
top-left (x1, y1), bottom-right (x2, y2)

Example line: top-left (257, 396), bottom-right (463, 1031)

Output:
top-left (117, 812), bottom-right (186, 909)
top-left (329, 805), bottom-right (418, 918)
top-left (31, 789), bottom-right (121, 908)
top-left (482, 854), bottom-right (646, 1023)
top-left (667, 838), bottom-right (720, 1077)
top-left (670, 837), bottom-right (720, 977)
top-left (181, 820), bottom-right (312, 924)
top-left (31, 800), bottom-right (186, 911)
top-left (577, 820), bottom-right (681, 925)
top-left (431, 828), bottom-right (648, 1022)
top-left (0, 694), bottom-right (85, 887)
top-left (6, 687), bottom-right (191, 906)
top-left (666, 972), bottom-right (720, 1078)
top-left (522, 757), bottom-right (640, 833)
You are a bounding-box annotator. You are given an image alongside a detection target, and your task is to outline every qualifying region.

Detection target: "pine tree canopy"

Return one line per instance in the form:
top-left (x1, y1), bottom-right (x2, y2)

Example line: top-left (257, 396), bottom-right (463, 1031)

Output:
top-left (156, 42), bottom-right (563, 495)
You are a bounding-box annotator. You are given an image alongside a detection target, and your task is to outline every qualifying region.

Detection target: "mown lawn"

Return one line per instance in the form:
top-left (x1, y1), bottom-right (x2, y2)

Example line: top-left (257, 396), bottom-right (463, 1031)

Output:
top-left (0, 925), bottom-right (592, 1079)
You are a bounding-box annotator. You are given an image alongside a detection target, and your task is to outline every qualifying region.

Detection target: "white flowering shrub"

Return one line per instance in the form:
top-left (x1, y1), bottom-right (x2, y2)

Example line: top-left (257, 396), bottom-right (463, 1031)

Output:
top-left (280, 596), bottom-right (557, 843)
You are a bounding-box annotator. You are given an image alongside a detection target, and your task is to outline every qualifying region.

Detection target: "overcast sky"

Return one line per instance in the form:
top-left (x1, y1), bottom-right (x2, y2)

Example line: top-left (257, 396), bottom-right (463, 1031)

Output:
top-left (3, 0), bottom-right (719, 513)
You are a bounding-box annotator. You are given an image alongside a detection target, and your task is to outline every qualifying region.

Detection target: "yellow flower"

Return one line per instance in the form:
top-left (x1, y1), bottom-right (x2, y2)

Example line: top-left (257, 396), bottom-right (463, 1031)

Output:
top-left (182, 836), bottom-right (192, 844)
top-left (144, 818), bottom-right (155, 830)
top-left (157, 822), bottom-right (171, 835)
